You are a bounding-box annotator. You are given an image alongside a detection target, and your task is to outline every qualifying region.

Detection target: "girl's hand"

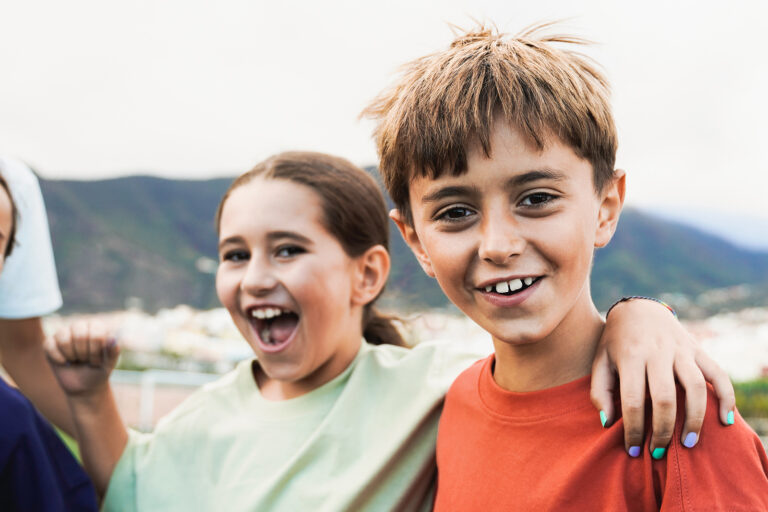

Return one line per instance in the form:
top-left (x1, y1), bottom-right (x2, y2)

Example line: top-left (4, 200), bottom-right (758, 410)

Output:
top-left (590, 298), bottom-right (735, 457)
top-left (44, 321), bottom-right (119, 398)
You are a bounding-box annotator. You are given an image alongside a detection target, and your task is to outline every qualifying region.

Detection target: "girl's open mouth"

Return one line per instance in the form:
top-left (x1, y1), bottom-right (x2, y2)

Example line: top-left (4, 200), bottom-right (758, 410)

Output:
top-left (248, 306), bottom-right (300, 352)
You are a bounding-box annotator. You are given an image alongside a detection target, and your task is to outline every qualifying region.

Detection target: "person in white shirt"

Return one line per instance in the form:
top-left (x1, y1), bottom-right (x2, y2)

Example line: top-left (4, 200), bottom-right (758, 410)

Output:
top-left (0, 155), bottom-right (73, 436)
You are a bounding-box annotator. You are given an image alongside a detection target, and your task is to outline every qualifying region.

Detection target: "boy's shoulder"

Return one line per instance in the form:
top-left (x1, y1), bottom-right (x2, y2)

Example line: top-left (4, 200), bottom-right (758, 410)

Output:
top-left (658, 383), bottom-right (768, 509)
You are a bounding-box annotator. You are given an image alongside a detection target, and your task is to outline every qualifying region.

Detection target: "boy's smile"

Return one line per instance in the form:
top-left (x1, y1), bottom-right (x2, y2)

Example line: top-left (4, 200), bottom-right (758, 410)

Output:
top-left (394, 122), bottom-right (624, 388)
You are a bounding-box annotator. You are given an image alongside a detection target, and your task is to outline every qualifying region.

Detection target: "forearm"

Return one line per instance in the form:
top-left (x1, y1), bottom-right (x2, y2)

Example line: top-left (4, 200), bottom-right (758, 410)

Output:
top-left (67, 387), bottom-right (129, 497)
top-left (0, 318), bottom-right (76, 435)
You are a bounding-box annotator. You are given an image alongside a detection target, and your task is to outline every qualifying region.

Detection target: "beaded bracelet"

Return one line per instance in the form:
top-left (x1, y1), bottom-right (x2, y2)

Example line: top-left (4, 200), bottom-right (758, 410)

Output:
top-left (605, 296), bottom-right (677, 318)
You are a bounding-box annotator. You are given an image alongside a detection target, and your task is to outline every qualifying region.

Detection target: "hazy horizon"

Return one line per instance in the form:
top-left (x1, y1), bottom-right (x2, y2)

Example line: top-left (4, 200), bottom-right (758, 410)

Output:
top-left (2, 0), bottom-right (767, 225)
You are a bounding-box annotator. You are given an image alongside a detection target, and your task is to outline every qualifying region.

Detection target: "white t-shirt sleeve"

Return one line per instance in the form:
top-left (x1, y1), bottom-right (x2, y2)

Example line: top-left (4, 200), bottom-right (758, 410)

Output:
top-left (0, 156), bottom-right (62, 318)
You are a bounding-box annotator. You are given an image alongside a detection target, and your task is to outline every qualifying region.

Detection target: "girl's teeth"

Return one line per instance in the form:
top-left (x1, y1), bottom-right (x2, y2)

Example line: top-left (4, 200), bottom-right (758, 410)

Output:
top-left (252, 308), bottom-right (284, 319)
top-left (524, 277), bottom-right (533, 286)
top-left (485, 285), bottom-right (493, 292)
top-left (509, 279), bottom-right (523, 292)
top-left (495, 281), bottom-right (510, 293)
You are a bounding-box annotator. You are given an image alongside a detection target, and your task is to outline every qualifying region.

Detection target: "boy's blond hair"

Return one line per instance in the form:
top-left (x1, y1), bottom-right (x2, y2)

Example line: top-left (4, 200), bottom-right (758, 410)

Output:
top-left (362, 24), bottom-right (617, 224)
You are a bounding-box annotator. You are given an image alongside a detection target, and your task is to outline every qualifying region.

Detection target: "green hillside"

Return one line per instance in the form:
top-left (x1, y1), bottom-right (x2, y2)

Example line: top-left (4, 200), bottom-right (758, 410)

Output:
top-left (40, 175), bottom-right (768, 314)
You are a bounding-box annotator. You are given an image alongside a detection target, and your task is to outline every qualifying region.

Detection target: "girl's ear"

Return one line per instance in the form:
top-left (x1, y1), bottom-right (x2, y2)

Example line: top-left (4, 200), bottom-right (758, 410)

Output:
top-left (389, 209), bottom-right (436, 278)
top-left (595, 169), bottom-right (626, 248)
top-left (351, 244), bottom-right (390, 307)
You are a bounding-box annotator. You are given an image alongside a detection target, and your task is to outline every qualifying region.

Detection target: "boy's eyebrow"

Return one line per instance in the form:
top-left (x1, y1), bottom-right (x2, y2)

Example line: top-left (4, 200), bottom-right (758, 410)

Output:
top-left (510, 169), bottom-right (568, 186)
top-left (421, 185), bottom-right (480, 203)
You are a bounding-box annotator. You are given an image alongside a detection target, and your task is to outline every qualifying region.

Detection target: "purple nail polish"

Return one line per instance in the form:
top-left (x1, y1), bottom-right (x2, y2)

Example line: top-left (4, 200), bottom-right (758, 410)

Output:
top-left (628, 446), bottom-right (641, 457)
top-left (683, 432), bottom-right (698, 448)
top-left (107, 337), bottom-right (117, 348)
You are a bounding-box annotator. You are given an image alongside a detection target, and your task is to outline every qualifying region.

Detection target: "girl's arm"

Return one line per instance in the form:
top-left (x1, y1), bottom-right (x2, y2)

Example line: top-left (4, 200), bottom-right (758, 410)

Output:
top-left (590, 298), bottom-right (735, 457)
top-left (45, 322), bottom-right (128, 496)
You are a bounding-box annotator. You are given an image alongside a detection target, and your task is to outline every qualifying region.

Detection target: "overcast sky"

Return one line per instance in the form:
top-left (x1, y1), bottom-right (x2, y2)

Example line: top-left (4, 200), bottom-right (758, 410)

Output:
top-left (1, 0), bottom-right (767, 239)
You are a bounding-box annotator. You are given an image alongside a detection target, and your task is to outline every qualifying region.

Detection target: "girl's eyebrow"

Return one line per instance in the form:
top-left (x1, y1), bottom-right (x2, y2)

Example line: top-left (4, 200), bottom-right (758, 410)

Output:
top-left (266, 231), bottom-right (313, 245)
top-left (218, 235), bottom-right (244, 250)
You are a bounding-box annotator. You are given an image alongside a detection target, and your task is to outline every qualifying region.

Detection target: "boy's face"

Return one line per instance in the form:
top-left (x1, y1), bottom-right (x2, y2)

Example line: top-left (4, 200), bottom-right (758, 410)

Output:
top-left (393, 122), bottom-right (624, 346)
top-left (0, 188), bottom-right (13, 272)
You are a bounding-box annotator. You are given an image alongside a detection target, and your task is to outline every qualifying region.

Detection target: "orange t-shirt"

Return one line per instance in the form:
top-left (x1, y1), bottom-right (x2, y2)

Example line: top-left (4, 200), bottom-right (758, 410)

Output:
top-left (434, 355), bottom-right (768, 511)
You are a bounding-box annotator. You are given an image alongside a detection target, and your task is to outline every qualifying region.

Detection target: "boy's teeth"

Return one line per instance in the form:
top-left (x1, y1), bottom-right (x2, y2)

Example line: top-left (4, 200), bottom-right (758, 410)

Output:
top-left (523, 277), bottom-right (533, 286)
top-left (495, 281), bottom-right (510, 293)
top-left (509, 279), bottom-right (523, 292)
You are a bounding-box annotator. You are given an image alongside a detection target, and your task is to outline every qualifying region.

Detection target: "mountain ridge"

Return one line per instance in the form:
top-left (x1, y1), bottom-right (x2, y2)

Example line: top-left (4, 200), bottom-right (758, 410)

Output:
top-left (40, 174), bottom-right (768, 314)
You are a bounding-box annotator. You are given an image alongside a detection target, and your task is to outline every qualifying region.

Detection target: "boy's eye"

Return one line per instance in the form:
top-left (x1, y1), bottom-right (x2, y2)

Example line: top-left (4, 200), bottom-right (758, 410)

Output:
top-left (222, 249), bottom-right (249, 262)
top-left (520, 192), bottom-right (556, 207)
top-left (275, 245), bottom-right (305, 258)
top-left (436, 206), bottom-right (475, 222)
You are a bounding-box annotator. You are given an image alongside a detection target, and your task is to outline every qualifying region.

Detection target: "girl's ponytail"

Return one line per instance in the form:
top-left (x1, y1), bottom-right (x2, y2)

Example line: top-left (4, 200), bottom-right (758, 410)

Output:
top-left (363, 307), bottom-right (407, 347)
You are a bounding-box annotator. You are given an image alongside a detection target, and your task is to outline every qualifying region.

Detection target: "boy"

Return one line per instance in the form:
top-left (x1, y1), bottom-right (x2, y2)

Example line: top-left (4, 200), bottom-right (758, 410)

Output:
top-left (364, 26), bottom-right (768, 509)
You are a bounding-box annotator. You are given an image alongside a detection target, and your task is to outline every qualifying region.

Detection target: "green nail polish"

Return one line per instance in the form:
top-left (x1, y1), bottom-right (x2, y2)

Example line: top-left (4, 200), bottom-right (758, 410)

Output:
top-left (599, 410), bottom-right (607, 427)
top-left (726, 411), bottom-right (735, 425)
top-left (651, 447), bottom-right (666, 460)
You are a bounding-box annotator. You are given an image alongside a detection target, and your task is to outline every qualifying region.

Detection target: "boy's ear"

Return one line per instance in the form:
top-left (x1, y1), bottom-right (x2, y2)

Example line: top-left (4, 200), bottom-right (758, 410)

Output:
top-left (595, 169), bottom-right (626, 248)
top-left (351, 244), bottom-right (390, 306)
top-left (389, 209), bottom-right (436, 278)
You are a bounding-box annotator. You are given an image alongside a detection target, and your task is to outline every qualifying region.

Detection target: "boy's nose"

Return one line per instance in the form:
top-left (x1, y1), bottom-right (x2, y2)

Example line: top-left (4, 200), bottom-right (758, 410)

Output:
top-left (478, 214), bottom-right (525, 265)
top-left (240, 258), bottom-right (278, 295)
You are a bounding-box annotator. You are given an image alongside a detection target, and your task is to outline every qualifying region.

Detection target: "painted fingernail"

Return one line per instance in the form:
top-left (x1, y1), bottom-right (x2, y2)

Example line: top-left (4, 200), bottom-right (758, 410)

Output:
top-left (599, 410), bottom-right (608, 427)
top-left (683, 432), bottom-right (698, 448)
top-left (628, 446), bottom-right (641, 457)
top-left (726, 411), bottom-right (735, 425)
top-left (107, 337), bottom-right (117, 348)
top-left (651, 447), bottom-right (666, 460)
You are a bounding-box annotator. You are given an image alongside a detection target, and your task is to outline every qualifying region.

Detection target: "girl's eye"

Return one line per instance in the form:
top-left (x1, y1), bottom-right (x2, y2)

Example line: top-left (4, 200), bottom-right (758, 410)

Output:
top-left (275, 245), bottom-right (305, 258)
top-left (436, 206), bottom-right (475, 222)
top-left (520, 192), bottom-right (557, 207)
top-left (222, 250), bottom-right (249, 262)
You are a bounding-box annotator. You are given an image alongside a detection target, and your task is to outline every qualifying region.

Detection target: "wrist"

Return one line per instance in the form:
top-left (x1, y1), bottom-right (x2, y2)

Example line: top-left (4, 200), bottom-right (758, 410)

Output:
top-left (606, 296), bottom-right (676, 319)
top-left (66, 383), bottom-right (114, 411)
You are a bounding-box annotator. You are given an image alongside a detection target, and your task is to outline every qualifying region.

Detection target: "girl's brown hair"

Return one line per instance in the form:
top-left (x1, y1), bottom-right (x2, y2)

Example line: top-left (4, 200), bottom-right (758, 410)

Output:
top-left (215, 151), bottom-right (406, 347)
top-left (0, 174), bottom-right (17, 259)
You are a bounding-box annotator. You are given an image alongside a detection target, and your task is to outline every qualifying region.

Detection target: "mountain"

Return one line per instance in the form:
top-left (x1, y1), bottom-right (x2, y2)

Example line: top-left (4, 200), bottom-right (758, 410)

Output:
top-left (39, 175), bottom-right (768, 314)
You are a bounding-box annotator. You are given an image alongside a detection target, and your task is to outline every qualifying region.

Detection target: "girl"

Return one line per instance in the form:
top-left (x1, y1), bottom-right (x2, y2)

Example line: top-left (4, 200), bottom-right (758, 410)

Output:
top-left (46, 152), bottom-right (734, 511)
top-left (0, 173), bottom-right (98, 511)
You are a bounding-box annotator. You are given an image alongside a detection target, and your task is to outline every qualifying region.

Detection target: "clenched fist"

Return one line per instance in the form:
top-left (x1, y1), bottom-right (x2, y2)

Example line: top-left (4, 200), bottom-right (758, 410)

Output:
top-left (45, 321), bottom-right (119, 397)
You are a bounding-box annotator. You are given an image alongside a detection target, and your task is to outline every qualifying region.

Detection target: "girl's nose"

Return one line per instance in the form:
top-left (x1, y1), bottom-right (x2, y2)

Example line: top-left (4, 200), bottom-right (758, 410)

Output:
top-left (240, 258), bottom-right (278, 295)
top-left (478, 212), bottom-right (526, 265)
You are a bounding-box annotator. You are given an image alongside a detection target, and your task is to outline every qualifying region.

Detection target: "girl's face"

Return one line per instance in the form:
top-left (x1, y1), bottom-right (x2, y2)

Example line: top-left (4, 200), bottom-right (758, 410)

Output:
top-left (216, 177), bottom-right (365, 399)
top-left (0, 187), bottom-right (13, 271)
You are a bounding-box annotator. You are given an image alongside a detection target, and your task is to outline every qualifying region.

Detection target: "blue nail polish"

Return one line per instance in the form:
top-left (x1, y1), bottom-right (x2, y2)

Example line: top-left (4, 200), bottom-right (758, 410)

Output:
top-left (651, 447), bottom-right (666, 459)
top-left (599, 410), bottom-right (607, 427)
top-left (683, 432), bottom-right (698, 448)
top-left (726, 411), bottom-right (735, 425)
top-left (628, 446), bottom-right (641, 457)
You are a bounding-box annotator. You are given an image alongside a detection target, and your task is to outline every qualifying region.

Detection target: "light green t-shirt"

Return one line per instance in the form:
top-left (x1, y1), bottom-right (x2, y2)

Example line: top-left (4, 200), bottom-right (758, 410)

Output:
top-left (103, 341), bottom-right (486, 511)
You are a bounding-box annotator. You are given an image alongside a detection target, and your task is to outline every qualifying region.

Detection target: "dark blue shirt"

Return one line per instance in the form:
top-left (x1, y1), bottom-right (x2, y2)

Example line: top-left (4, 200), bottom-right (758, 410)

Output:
top-left (0, 378), bottom-right (98, 511)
